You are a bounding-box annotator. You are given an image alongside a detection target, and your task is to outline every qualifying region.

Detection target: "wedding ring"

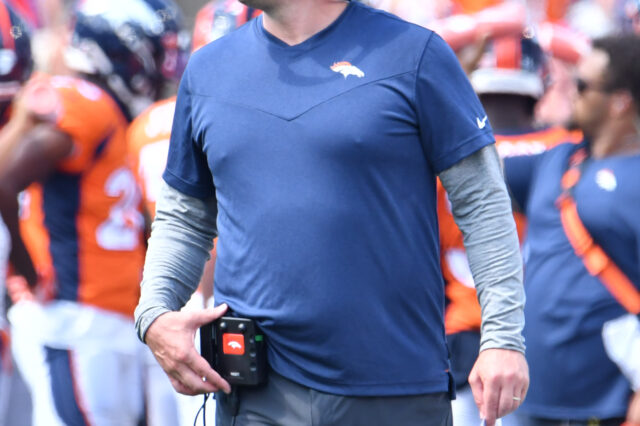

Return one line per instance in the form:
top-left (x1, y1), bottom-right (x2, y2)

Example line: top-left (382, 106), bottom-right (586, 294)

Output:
top-left (512, 396), bottom-right (521, 401)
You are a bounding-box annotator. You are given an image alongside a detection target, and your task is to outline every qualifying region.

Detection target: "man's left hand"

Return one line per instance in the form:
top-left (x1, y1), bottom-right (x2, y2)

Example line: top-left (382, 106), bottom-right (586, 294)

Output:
top-left (468, 348), bottom-right (529, 426)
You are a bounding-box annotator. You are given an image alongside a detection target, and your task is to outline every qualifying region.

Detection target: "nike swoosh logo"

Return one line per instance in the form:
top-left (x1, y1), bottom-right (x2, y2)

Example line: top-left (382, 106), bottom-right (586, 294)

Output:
top-left (476, 116), bottom-right (488, 129)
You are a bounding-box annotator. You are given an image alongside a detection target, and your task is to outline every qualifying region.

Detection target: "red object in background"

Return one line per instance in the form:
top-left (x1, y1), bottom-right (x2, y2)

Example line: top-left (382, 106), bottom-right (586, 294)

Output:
top-left (222, 333), bottom-right (245, 356)
top-left (537, 22), bottom-right (591, 64)
top-left (430, 2), bottom-right (526, 51)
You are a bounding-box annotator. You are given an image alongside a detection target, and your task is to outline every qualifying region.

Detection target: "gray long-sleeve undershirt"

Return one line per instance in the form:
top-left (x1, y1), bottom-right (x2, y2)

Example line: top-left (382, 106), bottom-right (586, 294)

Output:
top-left (135, 144), bottom-right (525, 353)
top-left (439, 145), bottom-right (525, 352)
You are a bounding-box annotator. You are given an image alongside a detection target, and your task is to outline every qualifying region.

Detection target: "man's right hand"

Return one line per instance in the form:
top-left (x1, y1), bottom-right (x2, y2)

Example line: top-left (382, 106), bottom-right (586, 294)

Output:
top-left (145, 303), bottom-right (232, 395)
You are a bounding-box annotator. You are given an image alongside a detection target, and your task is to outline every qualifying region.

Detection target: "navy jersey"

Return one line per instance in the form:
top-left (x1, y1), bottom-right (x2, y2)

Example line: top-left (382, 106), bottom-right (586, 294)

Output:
top-left (505, 142), bottom-right (640, 419)
top-left (165, 1), bottom-right (493, 396)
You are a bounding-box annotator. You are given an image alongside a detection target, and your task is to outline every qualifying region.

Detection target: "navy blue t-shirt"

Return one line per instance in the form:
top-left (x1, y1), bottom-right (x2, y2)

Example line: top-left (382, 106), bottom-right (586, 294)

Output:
top-left (164, 2), bottom-right (493, 396)
top-left (505, 142), bottom-right (640, 419)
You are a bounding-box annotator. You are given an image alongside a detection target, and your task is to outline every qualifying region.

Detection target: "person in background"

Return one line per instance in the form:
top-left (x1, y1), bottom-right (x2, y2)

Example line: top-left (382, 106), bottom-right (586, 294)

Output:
top-left (440, 33), bottom-right (582, 426)
top-left (0, 0), bottom-right (185, 424)
top-left (504, 33), bottom-right (640, 426)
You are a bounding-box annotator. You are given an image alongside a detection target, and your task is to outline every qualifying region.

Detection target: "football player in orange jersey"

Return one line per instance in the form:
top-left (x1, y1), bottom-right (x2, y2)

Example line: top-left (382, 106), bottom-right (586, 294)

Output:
top-left (127, 2), bottom-right (260, 423)
top-left (439, 34), bottom-right (581, 426)
top-left (0, 0), bottom-right (188, 424)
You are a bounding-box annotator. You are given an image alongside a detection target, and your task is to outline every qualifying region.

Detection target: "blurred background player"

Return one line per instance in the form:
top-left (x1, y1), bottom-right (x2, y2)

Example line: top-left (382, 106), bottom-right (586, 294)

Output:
top-left (437, 32), bottom-right (582, 426)
top-left (0, 0), bottom-right (187, 424)
top-left (126, 1), bottom-right (259, 423)
top-left (0, 4), bottom-right (33, 425)
top-left (503, 33), bottom-right (640, 426)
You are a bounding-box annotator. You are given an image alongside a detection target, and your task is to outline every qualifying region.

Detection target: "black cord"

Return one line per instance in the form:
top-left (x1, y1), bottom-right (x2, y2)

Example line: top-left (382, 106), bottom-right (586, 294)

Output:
top-left (194, 393), bottom-right (210, 426)
top-left (203, 393), bottom-right (207, 426)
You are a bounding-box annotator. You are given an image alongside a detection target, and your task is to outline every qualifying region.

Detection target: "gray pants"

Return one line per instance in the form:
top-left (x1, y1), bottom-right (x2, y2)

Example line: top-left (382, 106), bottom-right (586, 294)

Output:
top-left (216, 370), bottom-right (452, 426)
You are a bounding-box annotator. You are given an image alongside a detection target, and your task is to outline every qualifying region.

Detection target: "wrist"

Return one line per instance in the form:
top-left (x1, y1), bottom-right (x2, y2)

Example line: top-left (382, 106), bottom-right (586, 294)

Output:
top-left (134, 306), bottom-right (172, 343)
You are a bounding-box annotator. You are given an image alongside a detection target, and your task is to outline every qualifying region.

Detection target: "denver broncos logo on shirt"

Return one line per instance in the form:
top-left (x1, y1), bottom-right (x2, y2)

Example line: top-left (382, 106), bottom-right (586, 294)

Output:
top-left (330, 61), bottom-right (365, 79)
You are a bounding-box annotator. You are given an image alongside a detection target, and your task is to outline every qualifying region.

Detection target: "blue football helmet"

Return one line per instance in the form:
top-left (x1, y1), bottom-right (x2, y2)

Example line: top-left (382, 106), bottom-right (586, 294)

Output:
top-left (66, 0), bottom-right (189, 119)
top-left (0, 1), bottom-right (32, 118)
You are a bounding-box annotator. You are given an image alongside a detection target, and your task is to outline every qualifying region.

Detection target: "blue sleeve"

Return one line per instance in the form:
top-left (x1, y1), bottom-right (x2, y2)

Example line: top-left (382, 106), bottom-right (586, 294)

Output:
top-left (503, 154), bottom-right (542, 213)
top-left (416, 32), bottom-right (495, 173)
top-left (163, 66), bottom-right (215, 199)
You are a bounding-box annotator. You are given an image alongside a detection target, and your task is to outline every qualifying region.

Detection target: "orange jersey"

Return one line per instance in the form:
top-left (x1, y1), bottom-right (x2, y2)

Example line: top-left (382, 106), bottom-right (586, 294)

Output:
top-left (127, 96), bottom-right (175, 216)
top-left (19, 75), bottom-right (145, 317)
top-left (440, 127), bottom-right (581, 334)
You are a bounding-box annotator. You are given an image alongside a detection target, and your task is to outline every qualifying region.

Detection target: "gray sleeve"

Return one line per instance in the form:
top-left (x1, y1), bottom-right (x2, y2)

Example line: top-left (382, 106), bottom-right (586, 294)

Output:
top-left (439, 144), bottom-right (525, 353)
top-left (134, 181), bottom-right (218, 342)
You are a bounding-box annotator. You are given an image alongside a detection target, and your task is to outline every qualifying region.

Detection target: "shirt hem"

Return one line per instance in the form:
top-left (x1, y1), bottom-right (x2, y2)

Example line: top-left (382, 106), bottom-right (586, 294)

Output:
top-left (434, 131), bottom-right (495, 174)
top-left (163, 168), bottom-right (214, 199)
top-left (269, 363), bottom-right (450, 397)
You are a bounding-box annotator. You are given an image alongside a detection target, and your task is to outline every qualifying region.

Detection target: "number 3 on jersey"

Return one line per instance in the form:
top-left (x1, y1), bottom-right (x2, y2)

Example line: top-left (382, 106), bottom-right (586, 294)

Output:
top-left (96, 168), bottom-right (144, 251)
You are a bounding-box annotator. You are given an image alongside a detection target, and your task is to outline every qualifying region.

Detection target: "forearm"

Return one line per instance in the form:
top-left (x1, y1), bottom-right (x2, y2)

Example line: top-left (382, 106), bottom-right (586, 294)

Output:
top-left (134, 182), bottom-right (218, 342)
top-left (439, 144), bottom-right (525, 353)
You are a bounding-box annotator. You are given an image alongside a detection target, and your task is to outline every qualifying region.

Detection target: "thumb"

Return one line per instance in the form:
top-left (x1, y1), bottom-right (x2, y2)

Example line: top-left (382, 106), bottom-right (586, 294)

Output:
top-left (189, 303), bottom-right (228, 327)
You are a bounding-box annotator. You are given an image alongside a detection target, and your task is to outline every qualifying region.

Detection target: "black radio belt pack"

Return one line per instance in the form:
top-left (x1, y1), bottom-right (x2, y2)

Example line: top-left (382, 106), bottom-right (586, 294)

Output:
top-left (200, 315), bottom-right (268, 386)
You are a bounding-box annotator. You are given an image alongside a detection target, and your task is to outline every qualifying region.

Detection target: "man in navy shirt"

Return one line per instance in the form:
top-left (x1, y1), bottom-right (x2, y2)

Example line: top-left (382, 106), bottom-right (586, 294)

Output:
top-left (135, 1), bottom-right (529, 424)
top-left (505, 34), bottom-right (640, 425)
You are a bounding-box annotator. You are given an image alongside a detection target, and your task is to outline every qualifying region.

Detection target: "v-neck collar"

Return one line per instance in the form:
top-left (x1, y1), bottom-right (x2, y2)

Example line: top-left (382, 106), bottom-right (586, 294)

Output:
top-left (253, 1), bottom-right (356, 53)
